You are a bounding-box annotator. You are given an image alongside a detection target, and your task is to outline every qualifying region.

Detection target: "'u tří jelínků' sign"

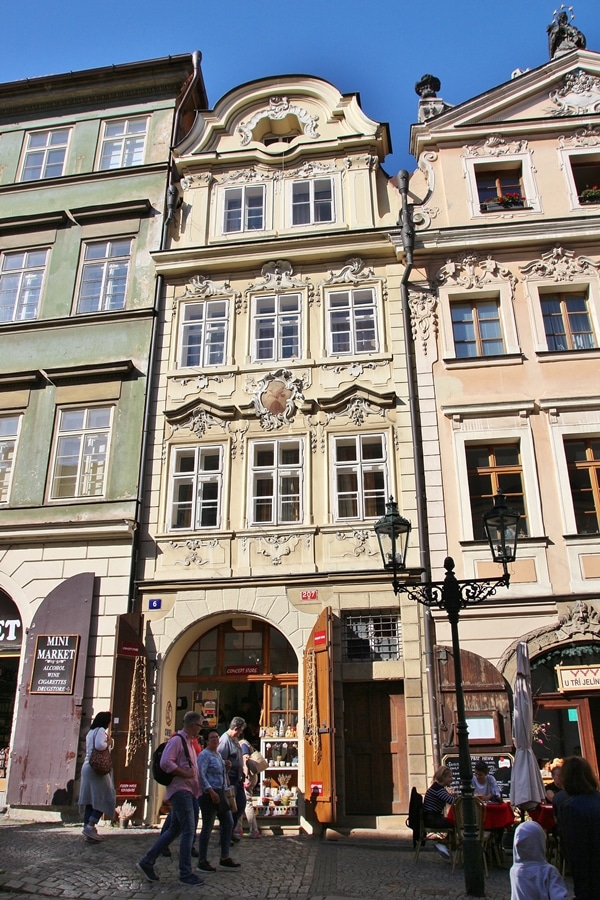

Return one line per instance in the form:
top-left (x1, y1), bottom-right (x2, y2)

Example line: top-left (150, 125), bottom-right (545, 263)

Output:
top-left (556, 665), bottom-right (600, 691)
top-left (29, 634), bottom-right (80, 694)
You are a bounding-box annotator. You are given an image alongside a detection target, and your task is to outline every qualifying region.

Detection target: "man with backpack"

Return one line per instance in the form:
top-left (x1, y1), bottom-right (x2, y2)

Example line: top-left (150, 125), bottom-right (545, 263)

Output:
top-left (137, 711), bottom-right (203, 886)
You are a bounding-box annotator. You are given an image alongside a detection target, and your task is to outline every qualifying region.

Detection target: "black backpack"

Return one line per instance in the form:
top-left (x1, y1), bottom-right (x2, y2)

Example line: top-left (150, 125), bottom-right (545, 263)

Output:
top-left (152, 734), bottom-right (191, 785)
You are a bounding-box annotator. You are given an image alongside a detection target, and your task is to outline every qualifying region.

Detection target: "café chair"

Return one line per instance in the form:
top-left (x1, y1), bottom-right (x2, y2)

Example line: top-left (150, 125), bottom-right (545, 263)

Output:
top-left (451, 796), bottom-right (489, 876)
top-left (406, 787), bottom-right (455, 863)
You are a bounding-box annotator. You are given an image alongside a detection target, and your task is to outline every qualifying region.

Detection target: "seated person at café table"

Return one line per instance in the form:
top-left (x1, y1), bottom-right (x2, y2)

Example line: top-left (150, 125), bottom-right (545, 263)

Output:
top-left (423, 765), bottom-right (455, 828)
top-left (545, 765), bottom-right (563, 802)
top-left (423, 765), bottom-right (455, 861)
top-left (472, 760), bottom-right (501, 801)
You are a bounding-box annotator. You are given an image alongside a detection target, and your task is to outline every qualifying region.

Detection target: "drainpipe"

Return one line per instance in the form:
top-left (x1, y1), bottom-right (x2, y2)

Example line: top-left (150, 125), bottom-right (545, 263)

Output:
top-left (127, 51), bottom-right (203, 612)
top-left (397, 169), bottom-right (441, 769)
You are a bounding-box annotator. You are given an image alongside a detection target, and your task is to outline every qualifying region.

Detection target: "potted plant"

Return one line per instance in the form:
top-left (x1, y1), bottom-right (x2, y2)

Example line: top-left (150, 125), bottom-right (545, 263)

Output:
top-left (579, 185), bottom-right (600, 204)
top-left (480, 193), bottom-right (525, 211)
top-left (115, 799), bottom-right (137, 828)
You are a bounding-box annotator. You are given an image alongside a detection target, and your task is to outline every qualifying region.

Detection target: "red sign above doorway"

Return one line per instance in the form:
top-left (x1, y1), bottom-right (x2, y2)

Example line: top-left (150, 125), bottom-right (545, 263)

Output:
top-left (225, 665), bottom-right (259, 676)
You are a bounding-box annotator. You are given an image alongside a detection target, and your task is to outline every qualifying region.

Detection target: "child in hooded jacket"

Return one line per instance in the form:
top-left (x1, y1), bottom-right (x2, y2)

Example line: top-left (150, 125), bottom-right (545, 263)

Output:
top-left (510, 821), bottom-right (568, 900)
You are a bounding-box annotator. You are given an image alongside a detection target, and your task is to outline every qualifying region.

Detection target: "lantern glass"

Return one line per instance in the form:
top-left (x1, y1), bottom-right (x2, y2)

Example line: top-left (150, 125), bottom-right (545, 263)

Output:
top-left (374, 497), bottom-right (411, 574)
top-left (483, 492), bottom-right (520, 563)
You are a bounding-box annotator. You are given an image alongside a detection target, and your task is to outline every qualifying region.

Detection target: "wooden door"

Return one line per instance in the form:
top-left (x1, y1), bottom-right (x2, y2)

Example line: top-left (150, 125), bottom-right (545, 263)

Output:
top-left (344, 681), bottom-right (408, 815)
top-left (303, 607), bottom-right (336, 823)
top-left (534, 696), bottom-right (598, 778)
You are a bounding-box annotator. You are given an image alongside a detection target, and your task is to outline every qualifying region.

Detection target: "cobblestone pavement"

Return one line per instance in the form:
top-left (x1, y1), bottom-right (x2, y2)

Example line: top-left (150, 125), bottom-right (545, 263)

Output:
top-left (0, 819), bottom-right (574, 899)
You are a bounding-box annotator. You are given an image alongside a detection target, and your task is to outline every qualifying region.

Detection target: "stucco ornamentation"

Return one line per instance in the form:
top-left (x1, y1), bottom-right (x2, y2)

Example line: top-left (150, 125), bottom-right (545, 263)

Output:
top-left (180, 173), bottom-right (212, 191)
top-left (286, 160), bottom-right (337, 179)
top-left (335, 529), bottom-right (378, 558)
top-left (171, 373), bottom-right (227, 391)
top-left (242, 532), bottom-right (301, 566)
top-left (221, 167), bottom-right (270, 185)
top-left (463, 135), bottom-right (529, 158)
top-left (407, 290), bottom-right (438, 355)
top-left (498, 599), bottom-right (600, 684)
top-left (519, 246), bottom-right (600, 281)
top-left (181, 275), bottom-right (242, 313)
top-left (343, 154), bottom-right (378, 170)
top-left (548, 69), bottom-right (600, 116)
top-left (245, 260), bottom-right (315, 308)
top-left (237, 97), bottom-right (319, 145)
top-left (326, 360), bottom-right (383, 378)
top-left (318, 258), bottom-right (387, 305)
top-left (413, 206), bottom-right (440, 231)
top-left (248, 368), bottom-right (307, 430)
top-left (559, 125), bottom-right (600, 148)
top-left (166, 538), bottom-right (219, 567)
top-left (435, 254), bottom-right (517, 296)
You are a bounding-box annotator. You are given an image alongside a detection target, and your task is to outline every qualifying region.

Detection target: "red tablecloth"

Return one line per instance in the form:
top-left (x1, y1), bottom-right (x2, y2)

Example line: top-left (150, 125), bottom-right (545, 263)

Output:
top-left (448, 800), bottom-right (516, 830)
top-left (529, 803), bottom-right (557, 831)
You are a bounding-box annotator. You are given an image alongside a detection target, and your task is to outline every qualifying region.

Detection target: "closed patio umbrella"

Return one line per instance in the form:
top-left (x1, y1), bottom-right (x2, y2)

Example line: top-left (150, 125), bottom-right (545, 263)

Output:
top-left (510, 641), bottom-right (546, 809)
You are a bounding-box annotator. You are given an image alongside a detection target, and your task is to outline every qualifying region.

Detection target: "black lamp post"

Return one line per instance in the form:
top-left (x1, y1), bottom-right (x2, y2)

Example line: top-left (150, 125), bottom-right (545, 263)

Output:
top-left (374, 492), bottom-right (520, 897)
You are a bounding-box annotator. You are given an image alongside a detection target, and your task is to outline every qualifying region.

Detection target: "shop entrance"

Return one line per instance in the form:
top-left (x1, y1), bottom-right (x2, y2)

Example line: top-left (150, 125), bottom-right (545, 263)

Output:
top-left (531, 642), bottom-right (600, 778)
top-left (343, 680), bottom-right (407, 815)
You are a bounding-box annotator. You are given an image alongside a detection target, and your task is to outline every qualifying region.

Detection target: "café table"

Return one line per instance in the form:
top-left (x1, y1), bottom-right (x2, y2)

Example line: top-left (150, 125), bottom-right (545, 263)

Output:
top-left (447, 799), bottom-right (516, 868)
top-left (529, 802), bottom-right (557, 832)
top-left (447, 799), bottom-right (516, 831)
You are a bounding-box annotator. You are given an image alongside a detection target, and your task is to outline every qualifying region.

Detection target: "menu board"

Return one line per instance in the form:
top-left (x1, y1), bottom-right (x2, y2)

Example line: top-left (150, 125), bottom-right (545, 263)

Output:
top-left (442, 752), bottom-right (514, 798)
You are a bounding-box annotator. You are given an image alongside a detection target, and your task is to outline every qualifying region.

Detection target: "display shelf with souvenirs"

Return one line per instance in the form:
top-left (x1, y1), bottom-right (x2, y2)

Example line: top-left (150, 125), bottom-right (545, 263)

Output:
top-left (255, 722), bottom-right (299, 818)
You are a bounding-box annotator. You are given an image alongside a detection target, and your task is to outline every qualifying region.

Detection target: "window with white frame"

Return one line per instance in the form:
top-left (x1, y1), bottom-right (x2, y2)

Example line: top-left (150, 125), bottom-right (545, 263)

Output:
top-left (98, 117), bottom-right (148, 170)
top-left (464, 153), bottom-right (540, 217)
top-left (540, 290), bottom-right (596, 351)
top-left (253, 293), bottom-right (301, 361)
top-left (465, 443), bottom-right (528, 538)
top-left (20, 128), bottom-right (71, 181)
top-left (50, 406), bottom-right (112, 500)
top-left (327, 287), bottom-right (378, 355)
top-left (569, 155), bottom-right (600, 205)
top-left (451, 298), bottom-right (505, 357)
top-left (170, 445), bottom-right (223, 529)
top-left (333, 434), bottom-right (387, 520)
top-left (0, 415), bottom-right (21, 504)
top-left (76, 239), bottom-right (131, 313)
top-left (564, 437), bottom-right (600, 534)
top-left (179, 300), bottom-right (228, 367)
top-left (292, 178), bottom-right (334, 225)
top-left (223, 185), bottom-right (265, 233)
top-left (249, 439), bottom-right (302, 525)
top-left (0, 248), bottom-right (48, 321)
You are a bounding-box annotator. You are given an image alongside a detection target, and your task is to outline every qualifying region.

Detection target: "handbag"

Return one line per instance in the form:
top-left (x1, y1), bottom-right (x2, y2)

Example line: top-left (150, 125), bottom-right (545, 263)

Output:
top-left (89, 728), bottom-right (112, 776)
top-left (247, 749), bottom-right (268, 774)
top-left (224, 784), bottom-right (237, 813)
top-left (216, 788), bottom-right (231, 818)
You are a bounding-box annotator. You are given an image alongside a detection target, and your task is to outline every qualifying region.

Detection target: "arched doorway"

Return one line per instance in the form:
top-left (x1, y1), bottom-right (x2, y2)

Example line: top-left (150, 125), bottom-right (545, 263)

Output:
top-left (176, 617), bottom-right (299, 740)
top-left (0, 590), bottom-right (23, 806)
top-left (531, 641), bottom-right (600, 777)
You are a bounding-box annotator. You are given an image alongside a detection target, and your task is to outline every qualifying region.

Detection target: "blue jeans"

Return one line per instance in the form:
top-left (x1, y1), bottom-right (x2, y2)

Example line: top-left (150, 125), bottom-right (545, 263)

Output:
top-left (84, 805), bottom-right (102, 826)
top-left (231, 778), bottom-right (246, 829)
top-left (141, 790), bottom-right (197, 879)
top-left (198, 793), bottom-right (233, 862)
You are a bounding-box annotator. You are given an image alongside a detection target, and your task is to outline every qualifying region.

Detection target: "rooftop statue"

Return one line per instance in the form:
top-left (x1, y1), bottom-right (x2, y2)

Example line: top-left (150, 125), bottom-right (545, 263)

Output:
top-left (415, 74), bottom-right (441, 99)
top-left (547, 7), bottom-right (586, 59)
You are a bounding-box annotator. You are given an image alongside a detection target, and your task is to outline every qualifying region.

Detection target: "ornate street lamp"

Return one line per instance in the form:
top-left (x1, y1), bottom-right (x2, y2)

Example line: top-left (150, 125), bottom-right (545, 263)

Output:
top-left (374, 492), bottom-right (520, 898)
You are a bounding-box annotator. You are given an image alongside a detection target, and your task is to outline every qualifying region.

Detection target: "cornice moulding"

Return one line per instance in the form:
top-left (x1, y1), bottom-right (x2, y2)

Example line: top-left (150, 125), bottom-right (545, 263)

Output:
top-left (408, 218), bottom-right (600, 254)
top-left (538, 396), bottom-right (600, 411)
top-left (442, 400), bottom-right (536, 418)
top-left (155, 230), bottom-right (397, 276)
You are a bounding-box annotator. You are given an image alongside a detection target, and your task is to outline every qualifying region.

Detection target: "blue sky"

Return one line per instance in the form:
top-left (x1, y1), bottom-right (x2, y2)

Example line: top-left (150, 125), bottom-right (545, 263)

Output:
top-left (3, 1), bottom-right (600, 174)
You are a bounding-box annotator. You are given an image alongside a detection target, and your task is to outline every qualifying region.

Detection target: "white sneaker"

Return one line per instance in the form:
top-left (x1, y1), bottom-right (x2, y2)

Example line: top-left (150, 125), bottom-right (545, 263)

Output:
top-left (434, 842), bottom-right (450, 860)
top-left (82, 824), bottom-right (103, 842)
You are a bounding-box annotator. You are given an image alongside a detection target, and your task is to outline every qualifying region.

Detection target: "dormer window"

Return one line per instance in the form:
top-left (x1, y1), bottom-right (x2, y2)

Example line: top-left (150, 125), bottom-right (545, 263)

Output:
top-left (476, 164), bottom-right (525, 211)
top-left (263, 131), bottom-right (300, 147)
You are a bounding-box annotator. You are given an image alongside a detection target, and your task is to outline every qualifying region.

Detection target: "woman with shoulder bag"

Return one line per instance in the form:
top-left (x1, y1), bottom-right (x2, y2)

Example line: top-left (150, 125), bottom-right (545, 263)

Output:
top-left (78, 711), bottom-right (116, 842)
top-left (197, 730), bottom-right (241, 872)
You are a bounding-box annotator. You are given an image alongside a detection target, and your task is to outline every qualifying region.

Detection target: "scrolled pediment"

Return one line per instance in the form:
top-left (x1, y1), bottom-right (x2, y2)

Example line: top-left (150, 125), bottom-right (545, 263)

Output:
top-left (519, 246), bottom-right (600, 281)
